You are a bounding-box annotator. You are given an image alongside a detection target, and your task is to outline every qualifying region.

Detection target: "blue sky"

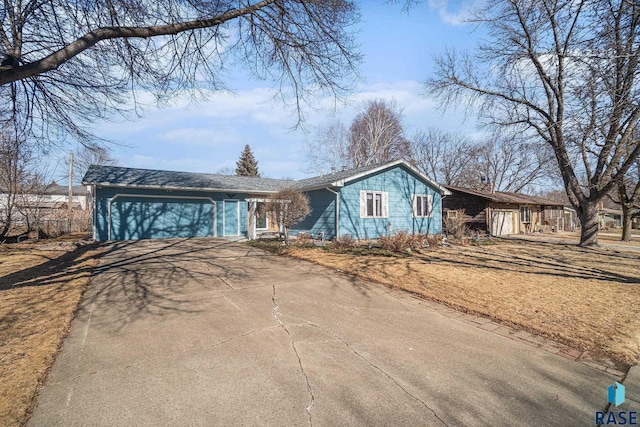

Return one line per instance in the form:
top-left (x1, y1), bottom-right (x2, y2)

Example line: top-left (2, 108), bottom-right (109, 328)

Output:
top-left (63, 0), bottom-right (486, 181)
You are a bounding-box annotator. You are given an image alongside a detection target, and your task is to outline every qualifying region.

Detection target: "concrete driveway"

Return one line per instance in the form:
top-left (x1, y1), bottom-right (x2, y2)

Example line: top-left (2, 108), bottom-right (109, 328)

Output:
top-left (30, 238), bottom-right (619, 426)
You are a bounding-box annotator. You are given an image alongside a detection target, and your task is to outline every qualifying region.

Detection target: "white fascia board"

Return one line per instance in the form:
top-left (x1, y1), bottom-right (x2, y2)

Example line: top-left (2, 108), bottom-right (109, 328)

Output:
top-left (295, 183), bottom-right (345, 192)
top-left (337, 160), bottom-right (451, 196)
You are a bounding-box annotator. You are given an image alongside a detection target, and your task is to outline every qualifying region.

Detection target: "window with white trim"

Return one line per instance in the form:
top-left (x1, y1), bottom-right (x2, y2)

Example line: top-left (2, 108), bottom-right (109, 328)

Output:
top-left (413, 194), bottom-right (433, 218)
top-left (360, 191), bottom-right (388, 218)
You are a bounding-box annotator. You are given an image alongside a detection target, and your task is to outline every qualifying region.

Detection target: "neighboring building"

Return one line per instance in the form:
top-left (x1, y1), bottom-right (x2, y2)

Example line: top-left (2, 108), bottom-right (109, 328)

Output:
top-left (0, 184), bottom-right (92, 235)
top-left (599, 207), bottom-right (623, 228)
top-left (443, 186), bottom-right (575, 236)
top-left (37, 185), bottom-right (91, 211)
top-left (83, 160), bottom-right (450, 241)
top-left (0, 184), bottom-right (91, 217)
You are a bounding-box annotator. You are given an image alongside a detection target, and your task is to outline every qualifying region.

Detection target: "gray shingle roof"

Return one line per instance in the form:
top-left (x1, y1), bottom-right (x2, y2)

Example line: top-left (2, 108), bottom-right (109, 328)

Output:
top-left (82, 165), bottom-right (293, 193)
top-left (82, 160), bottom-right (450, 195)
top-left (293, 160), bottom-right (450, 195)
top-left (291, 162), bottom-right (394, 190)
top-left (45, 185), bottom-right (88, 195)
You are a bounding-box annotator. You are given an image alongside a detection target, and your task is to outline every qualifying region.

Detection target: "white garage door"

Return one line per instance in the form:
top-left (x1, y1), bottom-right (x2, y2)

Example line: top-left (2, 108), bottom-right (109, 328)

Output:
top-left (490, 211), bottom-right (514, 236)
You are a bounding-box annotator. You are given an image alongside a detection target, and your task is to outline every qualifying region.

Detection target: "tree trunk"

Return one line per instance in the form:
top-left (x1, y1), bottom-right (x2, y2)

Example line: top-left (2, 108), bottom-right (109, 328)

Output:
top-left (578, 201), bottom-right (600, 246)
top-left (621, 203), bottom-right (633, 241)
top-left (0, 224), bottom-right (9, 240)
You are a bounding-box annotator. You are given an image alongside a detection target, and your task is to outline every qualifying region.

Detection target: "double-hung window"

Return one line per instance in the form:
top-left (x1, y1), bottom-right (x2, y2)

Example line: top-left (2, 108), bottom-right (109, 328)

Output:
top-left (413, 194), bottom-right (433, 218)
top-left (360, 191), bottom-right (388, 218)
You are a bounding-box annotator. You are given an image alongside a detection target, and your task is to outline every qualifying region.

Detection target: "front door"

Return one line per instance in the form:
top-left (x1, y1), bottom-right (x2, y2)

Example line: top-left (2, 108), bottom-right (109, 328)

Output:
top-left (223, 200), bottom-right (240, 236)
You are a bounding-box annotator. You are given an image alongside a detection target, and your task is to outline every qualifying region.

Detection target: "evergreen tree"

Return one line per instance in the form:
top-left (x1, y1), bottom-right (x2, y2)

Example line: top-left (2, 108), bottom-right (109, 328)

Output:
top-left (235, 145), bottom-right (260, 177)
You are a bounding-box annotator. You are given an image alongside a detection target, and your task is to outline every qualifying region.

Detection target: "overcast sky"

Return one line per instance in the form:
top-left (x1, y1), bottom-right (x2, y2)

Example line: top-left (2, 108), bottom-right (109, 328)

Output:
top-left (62, 0), bottom-right (486, 181)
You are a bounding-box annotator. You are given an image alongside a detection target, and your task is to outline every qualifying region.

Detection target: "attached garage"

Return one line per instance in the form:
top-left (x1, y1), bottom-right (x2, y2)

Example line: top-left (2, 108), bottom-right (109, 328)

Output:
top-left (84, 165), bottom-right (288, 241)
top-left (108, 195), bottom-right (215, 240)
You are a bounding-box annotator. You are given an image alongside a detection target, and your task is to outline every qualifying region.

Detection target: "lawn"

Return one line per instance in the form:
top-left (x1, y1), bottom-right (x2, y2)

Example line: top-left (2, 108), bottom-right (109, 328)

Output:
top-left (260, 239), bottom-right (640, 366)
top-left (0, 237), bottom-right (102, 427)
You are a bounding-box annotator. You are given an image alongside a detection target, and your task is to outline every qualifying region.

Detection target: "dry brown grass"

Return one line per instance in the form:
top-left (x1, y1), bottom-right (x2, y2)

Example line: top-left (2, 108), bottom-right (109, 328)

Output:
top-left (598, 229), bottom-right (640, 244)
top-left (287, 240), bottom-right (640, 365)
top-left (0, 237), bottom-right (102, 427)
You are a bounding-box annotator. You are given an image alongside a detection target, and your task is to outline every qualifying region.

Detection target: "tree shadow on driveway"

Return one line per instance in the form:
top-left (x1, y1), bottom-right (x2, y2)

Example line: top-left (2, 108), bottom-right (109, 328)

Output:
top-left (81, 238), bottom-right (276, 333)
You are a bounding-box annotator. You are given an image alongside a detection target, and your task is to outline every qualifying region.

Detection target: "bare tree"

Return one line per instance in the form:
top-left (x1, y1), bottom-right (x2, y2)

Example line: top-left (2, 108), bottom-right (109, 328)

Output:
top-left (410, 128), bottom-right (476, 186)
top-left (0, 127), bottom-right (35, 239)
top-left (427, 0), bottom-right (640, 246)
top-left (538, 188), bottom-right (571, 204)
top-left (263, 188), bottom-right (310, 244)
top-left (304, 119), bottom-right (351, 175)
top-left (347, 99), bottom-right (412, 167)
top-left (68, 145), bottom-right (118, 183)
top-left (216, 166), bottom-right (235, 175)
top-left (15, 169), bottom-right (50, 235)
top-left (0, 1), bottom-right (360, 146)
top-left (411, 128), bottom-right (555, 191)
top-left (610, 157), bottom-right (640, 241)
top-left (465, 134), bottom-right (557, 193)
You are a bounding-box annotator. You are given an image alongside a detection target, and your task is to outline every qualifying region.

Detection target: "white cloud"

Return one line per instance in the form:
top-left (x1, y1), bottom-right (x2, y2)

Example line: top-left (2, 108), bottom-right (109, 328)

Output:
top-left (159, 127), bottom-right (241, 146)
top-left (428, 0), bottom-right (483, 26)
top-left (102, 78), bottom-right (482, 180)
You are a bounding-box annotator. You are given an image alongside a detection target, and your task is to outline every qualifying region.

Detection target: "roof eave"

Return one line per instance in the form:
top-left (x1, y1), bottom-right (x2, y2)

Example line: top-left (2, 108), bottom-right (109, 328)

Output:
top-left (338, 160), bottom-right (450, 195)
top-left (87, 182), bottom-right (278, 195)
top-left (295, 183), bottom-right (344, 192)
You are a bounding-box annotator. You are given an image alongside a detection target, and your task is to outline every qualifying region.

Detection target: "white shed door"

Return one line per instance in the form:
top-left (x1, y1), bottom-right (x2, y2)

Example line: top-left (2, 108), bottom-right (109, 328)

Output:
top-left (491, 211), bottom-right (513, 236)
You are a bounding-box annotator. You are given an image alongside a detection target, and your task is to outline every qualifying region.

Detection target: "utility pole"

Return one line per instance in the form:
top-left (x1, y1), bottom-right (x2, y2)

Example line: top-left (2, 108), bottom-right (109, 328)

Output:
top-left (68, 151), bottom-right (73, 234)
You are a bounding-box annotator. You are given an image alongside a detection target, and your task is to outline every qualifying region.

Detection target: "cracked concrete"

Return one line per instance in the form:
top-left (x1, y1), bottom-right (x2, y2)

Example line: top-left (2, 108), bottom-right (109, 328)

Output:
top-left (272, 283), bottom-right (314, 426)
top-left (295, 318), bottom-right (447, 426)
top-left (29, 238), bottom-right (623, 426)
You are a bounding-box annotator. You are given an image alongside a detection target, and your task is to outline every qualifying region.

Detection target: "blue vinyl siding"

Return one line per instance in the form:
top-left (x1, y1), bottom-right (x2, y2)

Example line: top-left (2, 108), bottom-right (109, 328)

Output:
top-left (287, 165), bottom-right (443, 240)
top-left (94, 186), bottom-right (247, 241)
top-left (289, 189), bottom-right (336, 238)
top-left (338, 166), bottom-right (442, 239)
top-left (91, 163), bottom-right (442, 241)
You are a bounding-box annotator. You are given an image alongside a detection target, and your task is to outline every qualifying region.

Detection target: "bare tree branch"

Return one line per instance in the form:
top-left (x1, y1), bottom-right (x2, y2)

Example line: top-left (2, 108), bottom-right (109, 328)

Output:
top-left (426, 0), bottom-right (640, 246)
top-left (347, 99), bottom-right (411, 167)
top-left (0, 0), bottom-right (361, 146)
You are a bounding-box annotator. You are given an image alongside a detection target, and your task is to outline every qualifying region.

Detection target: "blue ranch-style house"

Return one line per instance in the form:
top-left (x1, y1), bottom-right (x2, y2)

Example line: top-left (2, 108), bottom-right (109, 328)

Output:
top-left (83, 160), bottom-right (450, 241)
